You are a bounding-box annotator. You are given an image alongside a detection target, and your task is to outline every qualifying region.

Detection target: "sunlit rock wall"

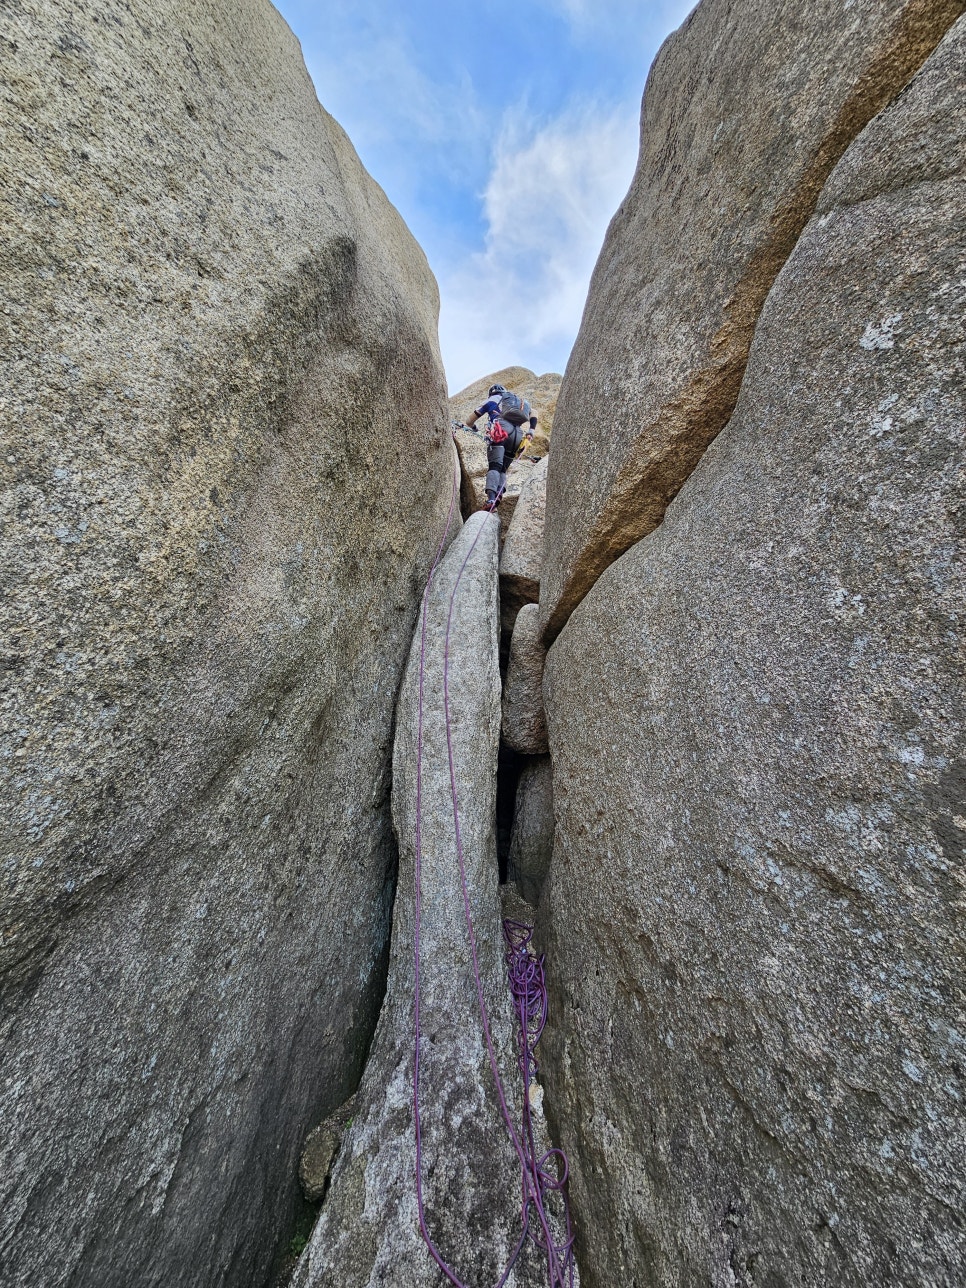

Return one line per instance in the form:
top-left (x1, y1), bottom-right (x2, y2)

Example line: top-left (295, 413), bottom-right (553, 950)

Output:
top-left (539, 7), bottom-right (965, 1285)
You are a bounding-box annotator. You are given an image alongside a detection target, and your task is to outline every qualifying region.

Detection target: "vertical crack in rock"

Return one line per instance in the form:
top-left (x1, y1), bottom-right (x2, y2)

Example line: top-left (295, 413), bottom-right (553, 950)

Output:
top-left (496, 746), bottom-right (525, 885)
top-left (294, 512), bottom-right (547, 1287)
top-left (505, 759), bottom-right (553, 913)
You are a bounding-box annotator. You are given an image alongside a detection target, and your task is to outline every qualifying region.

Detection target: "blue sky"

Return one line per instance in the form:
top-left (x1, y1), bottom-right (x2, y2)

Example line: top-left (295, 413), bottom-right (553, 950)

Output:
top-left (273, 0), bottom-right (695, 391)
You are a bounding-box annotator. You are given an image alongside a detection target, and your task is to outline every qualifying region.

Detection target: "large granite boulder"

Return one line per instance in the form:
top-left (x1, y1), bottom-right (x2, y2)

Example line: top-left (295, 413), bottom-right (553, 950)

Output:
top-left (453, 424), bottom-right (491, 514)
top-left (501, 457), bottom-right (548, 627)
top-left (503, 605), bottom-right (549, 756)
top-left (295, 512), bottom-right (544, 1287)
top-left (539, 0), bottom-right (964, 642)
top-left (0, 2), bottom-right (452, 1286)
top-left (540, 19), bottom-right (966, 1287)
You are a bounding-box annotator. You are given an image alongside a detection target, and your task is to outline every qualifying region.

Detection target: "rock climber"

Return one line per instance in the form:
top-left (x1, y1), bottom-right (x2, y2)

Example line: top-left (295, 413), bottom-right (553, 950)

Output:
top-left (463, 383), bottom-right (537, 510)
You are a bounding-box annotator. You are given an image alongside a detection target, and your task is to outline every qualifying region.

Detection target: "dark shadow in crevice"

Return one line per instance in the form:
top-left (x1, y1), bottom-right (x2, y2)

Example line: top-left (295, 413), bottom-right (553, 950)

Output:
top-left (496, 743), bottom-right (524, 884)
top-left (452, 428), bottom-right (480, 521)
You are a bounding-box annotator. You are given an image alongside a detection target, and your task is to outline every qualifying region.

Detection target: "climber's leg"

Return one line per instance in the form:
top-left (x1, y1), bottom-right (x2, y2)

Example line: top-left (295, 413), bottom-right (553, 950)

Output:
top-left (485, 440), bottom-right (507, 504)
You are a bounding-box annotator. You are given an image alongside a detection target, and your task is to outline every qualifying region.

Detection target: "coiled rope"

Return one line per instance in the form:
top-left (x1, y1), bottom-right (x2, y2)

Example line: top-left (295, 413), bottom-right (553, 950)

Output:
top-left (412, 460), bottom-right (574, 1287)
top-left (502, 920), bottom-right (574, 1281)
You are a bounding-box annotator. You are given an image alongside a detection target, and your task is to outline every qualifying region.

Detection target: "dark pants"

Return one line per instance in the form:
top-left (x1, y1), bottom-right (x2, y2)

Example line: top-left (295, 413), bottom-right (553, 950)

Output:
top-left (485, 423), bottom-right (524, 501)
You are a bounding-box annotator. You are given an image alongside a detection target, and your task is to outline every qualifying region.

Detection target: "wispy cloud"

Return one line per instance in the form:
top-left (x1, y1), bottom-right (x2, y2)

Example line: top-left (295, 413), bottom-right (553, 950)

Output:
top-left (301, 19), bottom-right (489, 215)
top-left (537, 0), bottom-right (695, 38)
top-left (439, 102), bottom-right (640, 391)
top-left (278, 0), bottom-right (696, 390)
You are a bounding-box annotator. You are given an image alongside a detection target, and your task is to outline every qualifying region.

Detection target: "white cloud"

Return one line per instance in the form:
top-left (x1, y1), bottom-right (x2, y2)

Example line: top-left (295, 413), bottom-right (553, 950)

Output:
top-left (303, 23), bottom-right (488, 200)
top-left (439, 102), bottom-right (640, 392)
top-left (282, 0), bottom-right (698, 392)
top-left (538, 0), bottom-right (696, 37)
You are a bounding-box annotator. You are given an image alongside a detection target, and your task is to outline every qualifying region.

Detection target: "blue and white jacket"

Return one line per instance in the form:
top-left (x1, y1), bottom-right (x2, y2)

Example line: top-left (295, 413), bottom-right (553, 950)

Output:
top-left (474, 400), bottom-right (538, 430)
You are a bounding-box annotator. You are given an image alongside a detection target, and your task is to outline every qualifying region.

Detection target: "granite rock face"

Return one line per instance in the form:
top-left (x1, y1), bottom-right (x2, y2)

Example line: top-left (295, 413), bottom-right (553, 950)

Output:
top-left (540, 19), bottom-right (966, 1287)
top-left (452, 423), bottom-right (490, 515)
top-left (540, 0), bottom-right (965, 642)
top-left (503, 605), bottom-right (549, 756)
top-left (0, 2), bottom-right (452, 1286)
top-left (508, 758), bottom-right (554, 910)
top-left (501, 457), bottom-right (548, 626)
top-left (296, 513), bottom-right (543, 1288)
top-left (494, 456), bottom-right (537, 537)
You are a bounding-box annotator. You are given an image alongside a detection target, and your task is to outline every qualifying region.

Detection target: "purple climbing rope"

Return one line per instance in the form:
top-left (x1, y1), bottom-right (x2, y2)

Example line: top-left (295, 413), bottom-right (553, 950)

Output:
top-left (502, 921), bottom-right (574, 1283)
top-left (412, 460), bottom-right (574, 1288)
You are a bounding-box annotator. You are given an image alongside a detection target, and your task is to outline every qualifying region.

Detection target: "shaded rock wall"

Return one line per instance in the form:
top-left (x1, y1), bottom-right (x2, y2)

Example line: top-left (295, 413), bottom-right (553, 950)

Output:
top-left (540, 0), bottom-right (965, 642)
top-left (0, 1), bottom-right (452, 1285)
top-left (507, 758), bottom-right (553, 911)
top-left (539, 12), bottom-right (966, 1286)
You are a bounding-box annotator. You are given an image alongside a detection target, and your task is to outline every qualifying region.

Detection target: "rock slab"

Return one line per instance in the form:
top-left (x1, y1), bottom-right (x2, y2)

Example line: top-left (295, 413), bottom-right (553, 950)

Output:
top-left (540, 0), bottom-right (965, 642)
top-left (297, 512), bottom-right (543, 1288)
top-left (501, 456), bottom-right (548, 627)
top-left (541, 20), bottom-right (966, 1287)
top-left (0, 2), bottom-right (452, 1285)
top-left (503, 605), bottom-right (550, 756)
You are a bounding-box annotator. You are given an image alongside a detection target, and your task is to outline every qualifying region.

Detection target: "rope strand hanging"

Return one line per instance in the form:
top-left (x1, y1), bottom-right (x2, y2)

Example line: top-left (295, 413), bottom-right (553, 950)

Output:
top-left (412, 459), bottom-right (574, 1288)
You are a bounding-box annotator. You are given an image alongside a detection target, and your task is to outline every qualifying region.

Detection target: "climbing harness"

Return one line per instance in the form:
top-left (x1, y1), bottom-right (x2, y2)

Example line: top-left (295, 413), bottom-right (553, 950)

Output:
top-left (450, 421), bottom-right (531, 509)
top-left (412, 462), bottom-right (574, 1288)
